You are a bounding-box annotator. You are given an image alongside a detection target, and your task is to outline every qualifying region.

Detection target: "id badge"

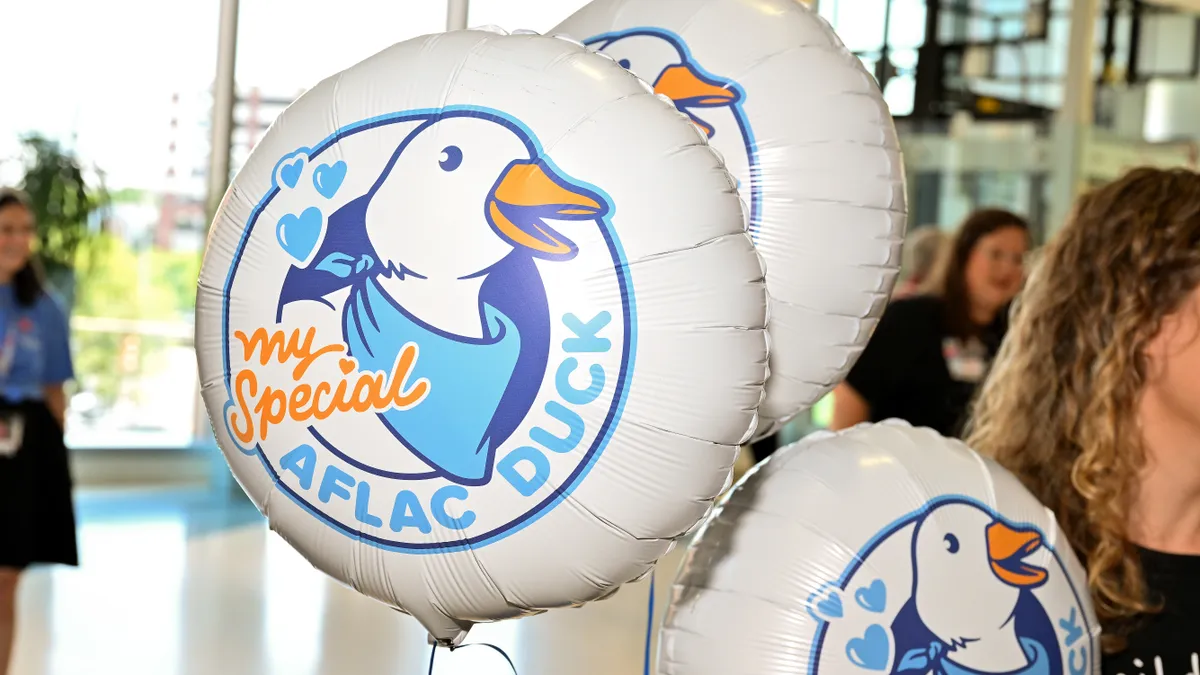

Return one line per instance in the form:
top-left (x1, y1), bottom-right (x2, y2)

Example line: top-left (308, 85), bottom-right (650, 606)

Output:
top-left (0, 412), bottom-right (25, 458)
top-left (943, 337), bottom-right (988, 383)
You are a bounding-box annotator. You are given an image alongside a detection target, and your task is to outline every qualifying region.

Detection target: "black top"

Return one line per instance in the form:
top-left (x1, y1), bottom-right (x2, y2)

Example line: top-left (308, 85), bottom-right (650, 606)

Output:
top-left (843, 295), bottom-right (1007, 438)
top-left (1103, 548), bottom-right (1200, 675)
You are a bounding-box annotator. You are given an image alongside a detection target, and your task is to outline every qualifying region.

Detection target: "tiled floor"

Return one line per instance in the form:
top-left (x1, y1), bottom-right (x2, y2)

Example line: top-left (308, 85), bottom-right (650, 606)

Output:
top-left (11, 489), bottom-right (677, 675)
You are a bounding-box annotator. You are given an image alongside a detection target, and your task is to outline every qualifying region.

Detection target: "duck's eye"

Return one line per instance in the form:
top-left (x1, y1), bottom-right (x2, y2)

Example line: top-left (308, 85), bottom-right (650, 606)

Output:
top-left (618, 58), bottom-right (631, 69)
top-left (944, 534), bottom-right (960, 554)
top-left (439, 146), bottom-right (463, 172)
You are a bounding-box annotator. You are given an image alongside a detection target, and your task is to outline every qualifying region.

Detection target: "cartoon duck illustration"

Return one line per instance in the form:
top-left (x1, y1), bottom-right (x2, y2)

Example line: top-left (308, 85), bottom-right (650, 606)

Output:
top-left (277, 111), bottom-right (608, 486)
top-left (586, 30), bottom-right (740, 139)
top-left (891, 503), bottom-right (1062, 675)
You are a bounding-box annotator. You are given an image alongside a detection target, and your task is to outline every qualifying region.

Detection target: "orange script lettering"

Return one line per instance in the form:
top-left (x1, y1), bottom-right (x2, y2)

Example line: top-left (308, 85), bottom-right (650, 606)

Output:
top-left (229, 328), bottom-right (430, 445)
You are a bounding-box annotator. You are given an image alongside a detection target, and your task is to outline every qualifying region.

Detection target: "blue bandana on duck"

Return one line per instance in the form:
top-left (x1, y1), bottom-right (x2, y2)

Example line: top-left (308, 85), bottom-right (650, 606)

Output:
top-left (898, 638), bottom-right (1051, 675)
top-left (343, 275), bottom-right (521, 484)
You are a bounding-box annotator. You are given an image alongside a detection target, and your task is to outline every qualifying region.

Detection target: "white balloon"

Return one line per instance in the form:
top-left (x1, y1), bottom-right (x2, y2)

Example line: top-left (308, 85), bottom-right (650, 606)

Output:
top-left (195, 28), bottom-right (768, 645)
top-left (659, 420), bottom-right (1101, 675)
top-left (554, 0), bottom-right (908, 437)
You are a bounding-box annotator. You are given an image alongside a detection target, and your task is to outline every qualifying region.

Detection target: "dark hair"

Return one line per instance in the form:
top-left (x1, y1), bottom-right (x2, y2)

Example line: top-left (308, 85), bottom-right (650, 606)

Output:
top-left (919, 207), bottom-right (1030, 339)
top-left (0, 188), bottom-right (48, 307)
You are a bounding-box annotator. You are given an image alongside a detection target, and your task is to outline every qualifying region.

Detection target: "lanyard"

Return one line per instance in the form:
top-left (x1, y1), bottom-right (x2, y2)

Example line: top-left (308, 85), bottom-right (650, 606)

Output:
top-left (0, 318), bottom-right (18, 379)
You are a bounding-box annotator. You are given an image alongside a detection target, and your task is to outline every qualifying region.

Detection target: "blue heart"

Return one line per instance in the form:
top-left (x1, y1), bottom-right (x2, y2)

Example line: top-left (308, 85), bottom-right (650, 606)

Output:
top-left (280, 157), bottom-right (305, 189)
top-left (846, 624), bottom-right (890, 671)
top-left (313, 161), bottom-right (347, 199)
top-left (855, 579), bottom-right (887, 614)
top-left (276, 207), bottom-right (323, 262)
top-left (815, 590), bottom-right (844, 620)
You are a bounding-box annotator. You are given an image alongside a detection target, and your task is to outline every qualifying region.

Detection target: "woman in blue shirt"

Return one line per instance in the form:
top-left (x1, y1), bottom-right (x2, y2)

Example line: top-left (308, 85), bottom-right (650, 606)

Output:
top-left (0, 188), bottom-right (76, 675)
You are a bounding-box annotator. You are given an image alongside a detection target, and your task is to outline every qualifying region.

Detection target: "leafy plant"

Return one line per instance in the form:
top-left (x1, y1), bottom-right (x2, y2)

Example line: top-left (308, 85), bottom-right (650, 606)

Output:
top-left (71, 233), bottom-right (200, 407)
top-left (17, 134), bottom-right (107, 302)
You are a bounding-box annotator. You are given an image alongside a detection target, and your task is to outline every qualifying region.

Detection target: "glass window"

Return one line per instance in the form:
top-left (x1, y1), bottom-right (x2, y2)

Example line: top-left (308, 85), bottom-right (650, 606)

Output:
top-left (858, 53), bottom-right (881, 81)
top-left (891, 48), bottom-right (920, 72)
top-left (993, 44), bottom-right (1027, 79)
top-left (1137, 13), bottom-right (1200, 78)
top-left (2, 0), bottom-right (449, 450)
top-left (1046, 14), bottom-right (1071, 74)
top-left (884, 74), bottom-right (917, 116)
top-left (979, 0), bottom-right (1029, 15)
top-left (1022, 42), bottom-right (1057, 80)
top-left (822, 0), bottom-right (890, 53)
top-left (2, 0), bottom-right (221, 450)
top-left (236, 0), bottom-right (446, 97)
top-left (231, 1), bottom-right (448, 178)
top-left (888, 0), bottom-right (929, 50)
top-left (469, 0), bottom-right (594, 33)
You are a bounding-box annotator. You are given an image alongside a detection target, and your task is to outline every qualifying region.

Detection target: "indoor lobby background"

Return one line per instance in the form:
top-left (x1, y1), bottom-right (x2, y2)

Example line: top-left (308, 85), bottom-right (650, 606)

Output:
top-left (1, 0), bottom-right (1198, 672)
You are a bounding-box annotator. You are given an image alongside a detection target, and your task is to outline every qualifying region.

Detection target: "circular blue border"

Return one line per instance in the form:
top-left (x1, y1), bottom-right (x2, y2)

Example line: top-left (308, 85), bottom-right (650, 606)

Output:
top-left (217, 104), bottom-right (637, 554)
top-left (583, 27), bottom-right (763, 242)
top-left (803, 494), bottom-right (1096, 675)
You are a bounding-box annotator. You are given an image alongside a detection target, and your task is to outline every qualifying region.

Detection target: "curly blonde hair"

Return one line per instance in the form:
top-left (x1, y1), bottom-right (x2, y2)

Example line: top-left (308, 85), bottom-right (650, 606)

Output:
top-left (966, 167), bottom-right (1200, 652)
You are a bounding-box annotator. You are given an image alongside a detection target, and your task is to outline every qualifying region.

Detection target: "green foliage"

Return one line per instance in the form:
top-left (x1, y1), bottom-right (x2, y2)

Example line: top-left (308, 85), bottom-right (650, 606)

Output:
top-left (152, 250), bottom-right (202, 317)
top-left (108, 188), bottom-right (146, 204)
top-left (71, 233), bottom-right (200, 405)
top-left (17, 134), bottom-right (105, 287)
top-left (72, 234), bottom-right (191, 320)
top-left (11, 133), bottom-right (203, 410)
top-left (73, 331), bottom-right (122, 404)
top-left (11, 134), bottom-right (203, 414)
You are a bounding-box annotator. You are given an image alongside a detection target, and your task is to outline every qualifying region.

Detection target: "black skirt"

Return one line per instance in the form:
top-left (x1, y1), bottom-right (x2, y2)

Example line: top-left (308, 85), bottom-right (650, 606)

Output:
top-left (0, 399), bottom-right (78, 569)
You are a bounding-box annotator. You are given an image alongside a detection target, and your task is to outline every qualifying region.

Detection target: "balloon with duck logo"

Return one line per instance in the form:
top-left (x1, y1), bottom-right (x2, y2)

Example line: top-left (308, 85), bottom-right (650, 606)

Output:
top-left (658, 421), bottom-right (1100, 675)
top-left (195, 28), bottom-right (768, 645)
top-left (554, 0), bottom-right (908, 438)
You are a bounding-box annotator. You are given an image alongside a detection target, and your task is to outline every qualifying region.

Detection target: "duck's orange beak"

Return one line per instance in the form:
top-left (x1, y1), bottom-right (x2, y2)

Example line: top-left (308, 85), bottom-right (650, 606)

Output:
top-left (487, 161), bottom-right (606, 260)
top-left (987, 521), bottom-right (1048, 588)
top-left (653, 64), bottom-right (739, 107)
top-left (492, 162), bottom-right (604, 216)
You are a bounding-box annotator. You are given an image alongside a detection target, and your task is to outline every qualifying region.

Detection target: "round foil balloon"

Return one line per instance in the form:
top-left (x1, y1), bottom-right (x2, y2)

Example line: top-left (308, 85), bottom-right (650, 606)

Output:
top-left (659, 421), bottom-right (1100, 675)
top-left (555, 0), bottom-right (908, 437)
top-left (195, 28), bottom-right (768, 644)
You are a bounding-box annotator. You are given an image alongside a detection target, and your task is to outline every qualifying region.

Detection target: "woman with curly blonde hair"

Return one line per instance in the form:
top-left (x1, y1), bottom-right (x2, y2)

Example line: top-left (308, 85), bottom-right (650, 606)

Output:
top-left (967, 167), bottom-right (1200, 670)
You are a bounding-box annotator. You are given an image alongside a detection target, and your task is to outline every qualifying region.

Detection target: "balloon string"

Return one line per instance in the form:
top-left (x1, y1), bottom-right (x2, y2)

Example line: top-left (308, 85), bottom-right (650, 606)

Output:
top-left (643, 569), bottom-right (657, 675)
top-left (427, 640), bottom-right (519, 675)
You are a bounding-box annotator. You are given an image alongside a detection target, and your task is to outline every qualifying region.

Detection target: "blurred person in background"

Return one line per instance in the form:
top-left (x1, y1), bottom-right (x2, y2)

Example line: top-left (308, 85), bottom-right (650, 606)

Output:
top-left (968, 168), bottom-right (1200, 672)
top-left (750, 225), bottom-right (952, 461)
top-left (894, 225), bottom-right (947, 299)
top-left (0, 188), bottom-right (77, 675)
top-left (828, 208), bottom-right (1030, 437)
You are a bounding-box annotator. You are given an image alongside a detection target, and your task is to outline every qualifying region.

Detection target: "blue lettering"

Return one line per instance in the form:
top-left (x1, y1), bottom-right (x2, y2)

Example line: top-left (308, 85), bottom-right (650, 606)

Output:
top-left (562, 312), bottom-right (611, 353)
top-left (354, 481), bottom-right (384, 528)
top-left (556, 358), bottom-right (604, 405)
top-left (532, 401), bottom-right (584, 454)
top-left (1058, 608), bottom-right (1084, 647)
top-left (280, 444), bottom-right (317, 490)
top-left (318, 465), bottom-right (355, 503)
top-left (497, 446), bottom-right (551, 497)
top-left (1059, 608), bottom-right (1088, 675)
top-left (431, 485), bottom-right (477, 529)
top-left (1069, 648), bottom-right (1087, 675)
top-left (389, 490), bottom-right (432, 534)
